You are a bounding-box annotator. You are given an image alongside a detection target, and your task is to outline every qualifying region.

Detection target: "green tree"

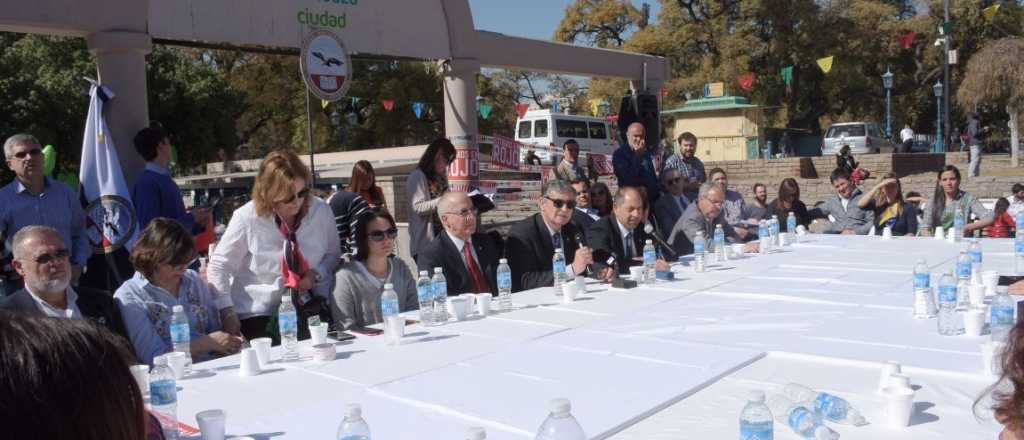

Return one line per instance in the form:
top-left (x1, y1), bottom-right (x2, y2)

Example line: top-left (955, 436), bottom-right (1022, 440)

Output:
top-left (957, 38), bottom-right (1024, 166)
top-left (555, 0), bottom-right (644, 48)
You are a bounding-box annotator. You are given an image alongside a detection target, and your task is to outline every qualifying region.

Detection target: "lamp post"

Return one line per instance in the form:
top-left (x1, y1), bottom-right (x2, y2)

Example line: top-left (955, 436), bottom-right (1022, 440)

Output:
top-left (933, 81), bottom-right (944, 153)
top-left (882, 68), bottom-right (893, 140)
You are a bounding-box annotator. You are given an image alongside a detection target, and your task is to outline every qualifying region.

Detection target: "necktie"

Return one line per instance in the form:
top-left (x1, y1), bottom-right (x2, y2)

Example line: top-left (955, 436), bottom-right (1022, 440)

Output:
top-left (624, 232), bottom-right (635, 259)
top-left (462, 241), bottom-right (488, 294)
top-left (552, 232), bottom-right (562, 251)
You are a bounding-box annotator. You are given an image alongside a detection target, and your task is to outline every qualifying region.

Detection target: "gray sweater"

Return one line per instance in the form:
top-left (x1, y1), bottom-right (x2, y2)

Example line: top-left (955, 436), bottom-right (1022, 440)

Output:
top-left (331, 257), bottom-right (418, 329)
top-left (808, 189), bottom-right (874, 234)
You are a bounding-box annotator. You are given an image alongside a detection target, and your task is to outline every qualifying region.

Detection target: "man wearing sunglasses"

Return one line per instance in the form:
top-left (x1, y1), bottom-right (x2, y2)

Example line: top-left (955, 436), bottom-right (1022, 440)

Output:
top-left (0, 134), bottom-right (90, 288)
top-left (416, 192), bottom-right (500, 296)
top-left (0, 226), bottom-right (128, 341)
top-left (506, 180), bottom-right (595, 292)
top-left (652, 168), bottom-right (690, 240)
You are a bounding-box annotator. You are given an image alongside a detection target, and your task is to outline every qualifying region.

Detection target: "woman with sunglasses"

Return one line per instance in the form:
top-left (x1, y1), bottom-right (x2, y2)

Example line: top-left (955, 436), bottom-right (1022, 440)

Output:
top-left (589, 182), bottom-right (614, 218)
top-left (116, 218), bottom-right (244, 365)
top-left (407, 138), bottom-right (457, 261)
top-left (331, 209), bottom-right (417, 329)
top-left (207, 150), bottom-right (341, 341)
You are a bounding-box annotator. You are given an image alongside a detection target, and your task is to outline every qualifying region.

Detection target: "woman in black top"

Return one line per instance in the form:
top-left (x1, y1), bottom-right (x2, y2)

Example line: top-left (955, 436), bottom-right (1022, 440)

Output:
top-left (767, 178), bottom-right (811, 232)
top-left (857, 172), bottom-right (918, 236)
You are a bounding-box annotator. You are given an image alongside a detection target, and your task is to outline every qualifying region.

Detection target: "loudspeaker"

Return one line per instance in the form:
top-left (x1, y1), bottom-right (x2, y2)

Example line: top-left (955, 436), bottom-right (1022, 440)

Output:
top-left (616, 93), bottom-right (660, 149)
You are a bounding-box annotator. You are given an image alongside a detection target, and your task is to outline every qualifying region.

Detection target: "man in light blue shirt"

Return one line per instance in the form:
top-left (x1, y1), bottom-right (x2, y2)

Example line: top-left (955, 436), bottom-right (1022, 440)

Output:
top-left (1, 134), bottom-right (89, 285)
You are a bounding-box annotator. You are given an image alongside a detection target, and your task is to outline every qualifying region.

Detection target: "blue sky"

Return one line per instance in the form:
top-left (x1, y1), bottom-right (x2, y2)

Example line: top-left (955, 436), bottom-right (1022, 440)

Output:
top-left (468, 0), bottom-right (660, 41)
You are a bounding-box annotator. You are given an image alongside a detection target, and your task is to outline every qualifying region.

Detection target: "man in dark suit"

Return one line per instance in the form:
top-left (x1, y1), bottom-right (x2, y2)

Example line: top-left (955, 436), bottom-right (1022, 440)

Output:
top-left (416, 192), bottom-right (500, 295)
top-left (506, 180), bottom-right (595, 292)
top-left (652, 167), bottom-right (689, 238)
top-left (569, 178), bottom-right (598, 236)
top-left (0, 226), bottom-right (128, 340)
top-left (612, 122), bottom-right (660, 206)
top-left (587, 186), bottom-right (670, 280)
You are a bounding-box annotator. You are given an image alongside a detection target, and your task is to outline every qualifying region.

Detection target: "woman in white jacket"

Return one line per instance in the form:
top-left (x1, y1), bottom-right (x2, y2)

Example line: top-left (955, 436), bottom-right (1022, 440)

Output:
top-left (406, 138), bottom-right (455, 260)
top-left (207, 150), bottom-right (340, 341)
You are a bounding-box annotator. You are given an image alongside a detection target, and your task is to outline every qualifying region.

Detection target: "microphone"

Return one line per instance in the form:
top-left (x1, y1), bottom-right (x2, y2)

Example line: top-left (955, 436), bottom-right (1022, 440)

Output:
top-left (574, 232), bottom-right (592, 276)
top-left (644, 222), bottom-right (678, 260)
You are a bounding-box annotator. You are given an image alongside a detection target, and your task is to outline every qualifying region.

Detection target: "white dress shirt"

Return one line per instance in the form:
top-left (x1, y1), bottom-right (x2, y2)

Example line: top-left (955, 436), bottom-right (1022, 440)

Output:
top-left (446, 233), bottom-right (482, 273)
top-left (26, 286), bottom-right (81, 319)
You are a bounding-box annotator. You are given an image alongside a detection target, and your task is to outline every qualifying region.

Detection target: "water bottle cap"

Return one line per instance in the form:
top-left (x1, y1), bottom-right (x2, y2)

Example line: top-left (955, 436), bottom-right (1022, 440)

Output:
top-left (499, 258), bottom-right (508, 264)
top-left (645, 239), bottom-right (653, 245)
top-left (153, 354), bottom-right (169, 366)
top-left (434, 267), bottom-right (443, 273)
top-left (345, 403), bottom-right (362, 418)
top-left (172, 305), bottom-right (184, 313)
top-left (383, 283), bottom-right (394, 290)
top-left (548, 398), bottom-right (571, 414)
top-left (419, 270), bottom-right (429, 276)
top-left (746, 390), bottom-right (765, 403)
top-left (466, 426), bottom-right (487, 440)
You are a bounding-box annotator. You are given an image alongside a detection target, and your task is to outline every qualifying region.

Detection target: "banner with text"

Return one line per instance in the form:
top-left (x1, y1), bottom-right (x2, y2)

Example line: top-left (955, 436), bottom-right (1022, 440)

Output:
top-left (490, 135), bottom-right (522, 171)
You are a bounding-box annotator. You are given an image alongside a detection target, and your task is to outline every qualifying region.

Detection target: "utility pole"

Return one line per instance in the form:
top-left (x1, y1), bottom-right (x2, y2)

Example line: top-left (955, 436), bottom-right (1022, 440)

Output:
top-left (943, 0), bottom-right (951, 152)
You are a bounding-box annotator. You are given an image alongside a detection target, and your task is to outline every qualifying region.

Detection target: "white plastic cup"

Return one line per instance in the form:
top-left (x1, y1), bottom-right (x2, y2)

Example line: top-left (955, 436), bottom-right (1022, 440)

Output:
top-left (983, 270), bottom-right (1000, 296)
top-left (561, 282), bottom-right (578, 303)
top-left (968, 285), bottom-right (986, 308)
top-left (251, 337), bottom-right (272, 368)
top-left (448, 297), bottom-right (469, 321)
top-left (130, 364), bottom-right (149, 396)
top-left (575, 275), bottom-right (586, 294)
top-left (881, 386), bottom-right (915, 428)
top-left (238, 347), bottom-right (261, 376)
top-left (196, 409), bottom-right (227, 440)
top-left (168, 351), bottom-right (189, 380)
top-left (983, 341), bottom-right (1008, 376)
top-left (964, 308), bottom-right (986, 337)
top-left (309, 322), bottom-right (329, 345)
top-left (459, 293), bottom-right (477, 315)
top-left (731, 243), bottom-right (745, 258)
top-left (878, 361), bottom-right (902, 391)
top-left (887, 373), bottom-right (911, 390)
top-left (475, 293), bottom-right (492, 315)
top-left (312, 343), bottom-right (336, 362)
top-left (933, 226), bottom-right (945, 240)
top-left (882, 226), bottom-right (893, 240)
top-left (629, 266), bottom-right (644, 281)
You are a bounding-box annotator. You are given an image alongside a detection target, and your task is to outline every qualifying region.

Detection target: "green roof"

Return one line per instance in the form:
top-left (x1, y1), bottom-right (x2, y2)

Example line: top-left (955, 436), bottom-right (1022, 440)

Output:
top-left (661, 96), bottom-right (758, 114)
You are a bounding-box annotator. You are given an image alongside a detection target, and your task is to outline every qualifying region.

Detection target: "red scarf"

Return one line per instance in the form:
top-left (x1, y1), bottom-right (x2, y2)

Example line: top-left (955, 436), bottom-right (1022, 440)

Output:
top-left (276, 212), bottom-right (309, 290)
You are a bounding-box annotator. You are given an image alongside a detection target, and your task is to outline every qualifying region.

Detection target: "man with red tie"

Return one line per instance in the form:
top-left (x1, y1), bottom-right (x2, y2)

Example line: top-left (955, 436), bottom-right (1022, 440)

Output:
top-left (415, 192), bottom-right (500, 296)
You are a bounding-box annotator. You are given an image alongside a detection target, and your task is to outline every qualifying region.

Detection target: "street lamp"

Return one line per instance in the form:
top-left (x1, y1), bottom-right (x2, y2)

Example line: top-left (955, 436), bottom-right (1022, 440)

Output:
top-left (933, 81), bottom-right (944, 153)
top-left (882, 68), bottom-right (893, 139)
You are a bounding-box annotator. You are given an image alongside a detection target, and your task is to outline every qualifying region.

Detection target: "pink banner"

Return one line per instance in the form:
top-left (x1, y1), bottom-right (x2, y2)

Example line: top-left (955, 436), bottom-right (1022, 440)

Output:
top-left (490, 135), bottom-right (522, 171)
top-left (589, 153), bottom-right (614, 176)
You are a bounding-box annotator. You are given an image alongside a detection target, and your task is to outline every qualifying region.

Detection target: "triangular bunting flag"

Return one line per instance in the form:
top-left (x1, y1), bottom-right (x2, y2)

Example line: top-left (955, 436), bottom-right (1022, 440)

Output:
top-left (381, 99), bottom-right (395, 111)
top-left (551, 100), bottom-right (561, 113)
top-left (589, 99), bottom-right (602, 116)
top-left (351, 97), bottom-right (361, 107)
top-left (898, 31), bottom-right (916, 49)
top-left (780, 66), bottom-right (793, 86)
top-left (659, 89), bottom-right (669, 98)
top-left (321, 100), bottom-right (329, 109)
top-left (817, 56), bottom-right (834, 74)
top-left (514, 103), bottom-right (529, 119)
top-left (984, 4), bottom-right (1000, 22)
top-left (412, 102), bottom-right (425, 119)
top-left (478, 102), bottom-right (493, 119)
top-left (738, 73), bottom-right (756, 92)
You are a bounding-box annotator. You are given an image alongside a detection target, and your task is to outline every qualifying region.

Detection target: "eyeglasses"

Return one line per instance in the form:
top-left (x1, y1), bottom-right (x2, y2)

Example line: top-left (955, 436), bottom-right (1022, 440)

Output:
top-left (443, 208), bottom-right (478, 218)
top-left (11, 148), bottom-right (43, 160)
top-left (368, 228), bottom-right (399, 242)
top-left (30, 249), bottom-right (70, 265)
top-left (277, 187), bottom-right (310, 205)
top-left (544, 196), bottom-right (576, 210)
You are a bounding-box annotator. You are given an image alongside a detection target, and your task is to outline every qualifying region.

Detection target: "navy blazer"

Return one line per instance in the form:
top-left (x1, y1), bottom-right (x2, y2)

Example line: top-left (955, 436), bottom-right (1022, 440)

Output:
top-left (586, 215), bottom-right (649, 275)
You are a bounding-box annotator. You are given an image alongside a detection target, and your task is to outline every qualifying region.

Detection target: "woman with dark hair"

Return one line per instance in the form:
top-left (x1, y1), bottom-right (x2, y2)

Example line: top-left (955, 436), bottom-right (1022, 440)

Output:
top-left (589, 181), bottom-right (613, 217)
top-left (857, 172), bottom-right (918, 236)
top-left (407, 138), bottom-right (456, 260)
top-left (116, 218), bottom-right (244, 365)
top-left (0, 311), bottom-right (153, 440)
top-left (920, 165), bottom-right (993, 236)
top-left (977, 320), bottom-right (1024, 439)
top-left (986, 198), bottom-right (1015, 238)
top-left (331, 209), bottom-right (417, 329)
top-left (766, 178), bottom-right (811, 232)
top-left (347, 160), bottom-right (387, 210)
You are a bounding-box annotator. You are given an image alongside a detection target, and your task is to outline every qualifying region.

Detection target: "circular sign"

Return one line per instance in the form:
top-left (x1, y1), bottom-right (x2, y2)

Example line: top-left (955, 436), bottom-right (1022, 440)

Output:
top-left (299, 29), bottom-right (353, 102)
top-left (84, 195), bottom-right (137, 254)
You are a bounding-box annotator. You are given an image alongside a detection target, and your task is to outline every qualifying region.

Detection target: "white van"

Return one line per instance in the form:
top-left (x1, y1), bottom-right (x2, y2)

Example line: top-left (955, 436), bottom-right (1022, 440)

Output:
top-left (514, 109), bottom-right (617, 164)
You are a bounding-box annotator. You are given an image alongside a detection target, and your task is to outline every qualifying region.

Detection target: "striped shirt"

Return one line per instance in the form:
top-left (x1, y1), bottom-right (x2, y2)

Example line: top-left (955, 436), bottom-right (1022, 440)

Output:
top-left (328, 191), bottom-right (370, 257)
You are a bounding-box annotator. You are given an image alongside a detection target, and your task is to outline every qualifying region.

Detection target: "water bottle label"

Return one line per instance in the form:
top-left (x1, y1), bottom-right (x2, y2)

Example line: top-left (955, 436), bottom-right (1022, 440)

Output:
top-left (813, 393), bottom-right (836, 415)
top-left (150, 379), bottom-right (177, 406)
top-left (497, 272), bottom-right (511, 290)
top-left (417, 285), bottom-right (432, 301)
top-left (938, 285), bottom-right (958, 302)
top-left (644, 249), bottom-right (656, 264)
top-left (969, 251), bottom-right (982, 264)
top-left (553, 261), bottom-right (566, 275)
top-left (382, 298), bottom-right (400, 316)
top-left (694, 242), bottom-right (705, 253)
top-left (278, 312), bottom-right (297, 333)
top-left (1016, 239), bottom-right (1024, 254)
top-left (169, 322), bottom-right (189, 344)
top-left (739, 421), bottom-right (773, 440)
top-left (787, 407), bottom-right (814, 432)
top-left (954, 216), bottom-right (965, 227)
top-left (913, 273), bottom-right (929, 289)
top-left (433, 281), bottom-right (448, 298)
top-left (993, 306), bottom-right (1015, 326)
top-left (956, 262), bottom-right (971, 279)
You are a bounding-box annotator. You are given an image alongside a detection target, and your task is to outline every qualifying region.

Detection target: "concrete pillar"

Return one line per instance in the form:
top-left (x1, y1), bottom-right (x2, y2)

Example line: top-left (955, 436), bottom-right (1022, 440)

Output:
top-left (441, 58), bottom-right (481, 192)
top-left (86, 31), bottom-right (151, 186)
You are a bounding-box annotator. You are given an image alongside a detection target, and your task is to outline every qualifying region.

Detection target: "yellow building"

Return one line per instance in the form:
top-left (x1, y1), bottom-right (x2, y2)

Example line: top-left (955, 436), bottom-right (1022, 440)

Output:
top-left (662, 96), bottom-right (765, 161)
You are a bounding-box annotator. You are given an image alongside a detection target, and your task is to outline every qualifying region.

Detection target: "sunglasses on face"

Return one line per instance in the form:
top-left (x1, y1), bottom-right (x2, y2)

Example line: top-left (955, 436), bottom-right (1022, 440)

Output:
top-left (11, 148), bottom-right (43, 160)
top-left (30, 249), bottom-right (70, 265)
top-left (368, 228), bottom-right (399, 242)
top-left (277, 187), bottom-right (310, 205)
top-left (545, 196), bottom-right (576, 210)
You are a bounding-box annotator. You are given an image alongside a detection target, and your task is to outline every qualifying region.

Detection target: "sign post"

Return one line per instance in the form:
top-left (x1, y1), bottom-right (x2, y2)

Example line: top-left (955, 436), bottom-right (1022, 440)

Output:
top-left (299, 29), bottom-right (352, 184)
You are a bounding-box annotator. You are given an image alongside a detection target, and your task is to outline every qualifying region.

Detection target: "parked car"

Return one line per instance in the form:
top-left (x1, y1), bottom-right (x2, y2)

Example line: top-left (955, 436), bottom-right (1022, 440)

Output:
top-left (821, 122), bottom-right (894, 155)
top-left (515, 109), bottom-right (617, 164)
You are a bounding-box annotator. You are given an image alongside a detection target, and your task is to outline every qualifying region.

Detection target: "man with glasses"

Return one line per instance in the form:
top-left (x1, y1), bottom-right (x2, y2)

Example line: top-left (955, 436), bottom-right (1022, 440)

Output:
top-left (667, 183), bottom-right (759, 256)
top-left (416, 192), bottom-right (500, 295)
top-left (506, 180), bottom-right (595, 292)
top-left (554, 139), bottom-right (589, 183)
top-left (0, 134), bottom-right (89, 289)
top-left (0, 226), bottom-right (127, 339)
top-left (653, 168), bottom-right (689, 239)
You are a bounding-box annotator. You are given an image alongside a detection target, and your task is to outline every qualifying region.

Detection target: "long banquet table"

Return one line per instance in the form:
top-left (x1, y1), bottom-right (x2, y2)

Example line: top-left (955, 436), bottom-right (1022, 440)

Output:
top-left (175, 235), bottom-right (1006, 439)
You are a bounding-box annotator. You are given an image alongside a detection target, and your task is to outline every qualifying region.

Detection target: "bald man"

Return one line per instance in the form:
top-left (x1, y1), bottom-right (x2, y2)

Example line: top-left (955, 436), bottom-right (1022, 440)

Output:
top-left (415, 192), bottom-right (500, 295)
top-left (612, 122), bottom-right (660, 205)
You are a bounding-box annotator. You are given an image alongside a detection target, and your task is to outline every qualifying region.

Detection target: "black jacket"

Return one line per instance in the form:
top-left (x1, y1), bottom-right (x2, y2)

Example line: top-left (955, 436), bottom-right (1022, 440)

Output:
top-left (586, 215), bottom-right (648, 275)
top-left (0, 286), bottom-right (131, 353)
top-left (571, 208), bottom-right (597, 240)
top-left (416, 231), bottom-right (500, 296)
top-left (506, 214), bottom-right (584, 292)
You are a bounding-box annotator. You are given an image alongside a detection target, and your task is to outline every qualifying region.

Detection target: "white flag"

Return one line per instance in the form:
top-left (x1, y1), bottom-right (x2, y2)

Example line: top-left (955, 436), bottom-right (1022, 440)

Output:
top-left (79, 83), bottom-right (138, 253)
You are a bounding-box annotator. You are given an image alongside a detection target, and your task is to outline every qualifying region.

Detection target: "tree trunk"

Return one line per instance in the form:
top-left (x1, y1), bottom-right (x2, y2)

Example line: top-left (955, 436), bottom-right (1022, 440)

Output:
top-left (1010, 105), bottom-right (1020, 168)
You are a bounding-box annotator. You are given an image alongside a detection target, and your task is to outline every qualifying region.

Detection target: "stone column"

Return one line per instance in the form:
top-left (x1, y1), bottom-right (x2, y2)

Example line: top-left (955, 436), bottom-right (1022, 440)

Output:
top-left (86, 31), bottom-right (151, 186)
top-left (441, 58), bottom-right (481, 192)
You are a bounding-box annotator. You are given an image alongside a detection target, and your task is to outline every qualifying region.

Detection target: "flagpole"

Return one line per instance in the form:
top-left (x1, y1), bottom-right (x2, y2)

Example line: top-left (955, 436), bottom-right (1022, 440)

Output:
top-left (305, 89), bottom-right (316, 186)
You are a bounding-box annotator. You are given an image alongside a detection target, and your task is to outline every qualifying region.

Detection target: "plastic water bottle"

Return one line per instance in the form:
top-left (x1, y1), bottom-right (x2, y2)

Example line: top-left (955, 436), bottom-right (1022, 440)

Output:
top-left (937, 270), bottom-right (963, 336)
top-left (432, 267), bottom-right (449, 323)
top-left (416, 271), bottom-right (435, 326)
top-left (553, 248), bottom-right (568, 293)
top-left (169, 305), bottom-right (192, 374)
top-left (968, 239), bottom-right (983, 271)
top-left (497, 258), bottom-right (512, 311)
top-left (787, 212), bottom-right (797, 244)
top-left (955, 252), bottom-right (972, 311)
top-left (1017, 227), bottom-right (1024, 275)
top-left (466, 426), bottom-right (487, 440)
top-left (912, 259), bottom-right (936, 319)
top-left (782, 383), bottom-right (867, 426)
top-left (713, 224), bottom-right (726, 262)
top-left (535, 398), bottom-right (586, 440)
top-left (381, 283), bottom-right (403, 345)
top-left (150, 355), bottom-right (179, 440)
top-left (759, 221), bottom-right (771, 254)
top-left (991, 289), bottom-right (1017, 342)
top-left (766, 394), bottom-right (839, 440)
top-left (952, 206), bottom-right (965, 242)
top-left (739, 390), bottom-right (773, 440)
top-left (770, 215), bottom-right (780, 247)
top-left (336, 403), bottom-right (371, 440)
top-left (279, 293), bottom-right (298, 361)
top-left (643, 239), bottom-right (656, 283)
top-left (693, 230), bottom-right (706, 273)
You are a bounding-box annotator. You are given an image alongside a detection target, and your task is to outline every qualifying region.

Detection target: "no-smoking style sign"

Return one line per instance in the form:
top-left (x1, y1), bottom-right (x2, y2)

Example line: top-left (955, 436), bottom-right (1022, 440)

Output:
top-left (300, 29), bottom-right (353, 101)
